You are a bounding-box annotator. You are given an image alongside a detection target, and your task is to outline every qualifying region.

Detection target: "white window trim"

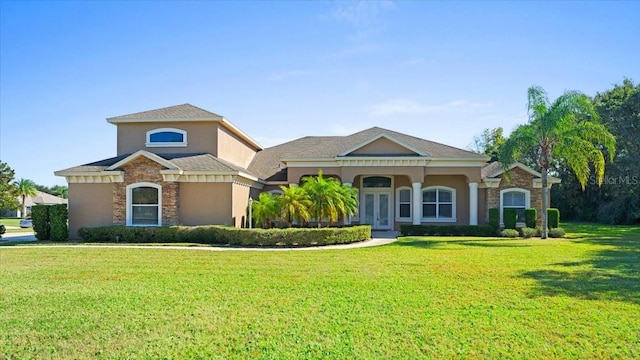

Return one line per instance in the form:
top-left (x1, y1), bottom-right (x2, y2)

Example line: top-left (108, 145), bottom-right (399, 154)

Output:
top-left (126, 182), bottom-right (162, 226)
top-left (421, 186), bottom-right (457, 222)
top-left (146, 128), bottom-right (187, 147)
top-left (500, 188), bottom-right (530, 227)
top-left (395, 186), bottom-right (412, 222)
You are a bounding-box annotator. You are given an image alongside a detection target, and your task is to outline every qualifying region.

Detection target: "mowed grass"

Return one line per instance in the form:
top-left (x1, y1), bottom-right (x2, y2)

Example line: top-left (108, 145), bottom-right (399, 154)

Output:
top-left (1, 223), bottom-right (638, 359)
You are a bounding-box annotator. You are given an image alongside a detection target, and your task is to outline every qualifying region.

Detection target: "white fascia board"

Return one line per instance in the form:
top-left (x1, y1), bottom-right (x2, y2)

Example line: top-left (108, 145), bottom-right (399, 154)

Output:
top-left (219, 118), bottom-right (263, 150)
top-left (427, 159), bottom-right (488, 167)
top-left (338, 134), bottom-right (426, 156)
top-left (487, 161), bottom-right (542, 178)
top-left (107, 116), bottom-right (223, 124)
top-left (106, 150), bottom-right (181, 171)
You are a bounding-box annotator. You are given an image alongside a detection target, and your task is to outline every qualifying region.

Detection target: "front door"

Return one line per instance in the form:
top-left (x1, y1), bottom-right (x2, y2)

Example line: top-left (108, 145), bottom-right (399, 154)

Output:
top-left (363, 191), bottom-right (391, 230)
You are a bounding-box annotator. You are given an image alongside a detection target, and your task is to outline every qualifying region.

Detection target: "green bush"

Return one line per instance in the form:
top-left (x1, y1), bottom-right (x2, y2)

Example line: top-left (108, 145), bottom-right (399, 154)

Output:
top-left (548, 227), bottom-right (565, 238)
top-left (503, 208), bottom-right (518, 230)
top-left (520, 227), bottom-right (536, 238)
top-left (547, 208), bottom-right (560, 229)
top-left (0, 224), bottom-right (5, 238)
top-left (78, 225), bottom-right (372, 247)
top-left (399, 224), bottom-right (497, 237)
top-left (500, 229), bottom-right (520, 238)
top-left (31, 205), bottom-right (50, 240)
top-left (49, 204), bottom-right (68, 241)
top-left (488, 208), bottom-right (500, 229)
top-left (525, 208), bottom-right (537, 228)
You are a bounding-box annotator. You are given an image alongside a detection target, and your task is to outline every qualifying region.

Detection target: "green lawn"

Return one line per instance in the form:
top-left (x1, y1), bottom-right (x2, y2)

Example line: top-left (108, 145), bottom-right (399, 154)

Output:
top-left (1, 223), bottom-right (638, 359)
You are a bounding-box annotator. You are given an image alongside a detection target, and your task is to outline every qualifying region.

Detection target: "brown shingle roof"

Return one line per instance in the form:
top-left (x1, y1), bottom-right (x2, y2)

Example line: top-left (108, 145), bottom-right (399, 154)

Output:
top-left (248, 127), bottom-right (487, 180)
top-left (481, 161), bottom-right (504, 179)
top-left (107, 104), bottom-right (223, 122)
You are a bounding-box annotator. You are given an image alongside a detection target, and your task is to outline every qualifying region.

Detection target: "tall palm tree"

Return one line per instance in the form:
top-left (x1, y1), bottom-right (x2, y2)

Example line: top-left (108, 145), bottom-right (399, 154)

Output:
top-left (16, 178), bottom-right (38, 217)
top-left (302, 170), bottom-right (359, 227)
top-left (500, 86), bottom-right (616, 238)
top-left (251, 192), bottom-right (281, 229)
top-left (279, 185), bottom-right (312, 226)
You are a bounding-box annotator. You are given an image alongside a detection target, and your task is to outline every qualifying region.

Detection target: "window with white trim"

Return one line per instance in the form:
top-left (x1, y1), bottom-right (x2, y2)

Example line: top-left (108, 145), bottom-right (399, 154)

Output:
top-left (422, 186), bottom-right (456, 221)
top-left (500, 188), bottom-right (530, 224)
top-left (127, 183), bottom-right (162, 226)
top-left (396, 187), bottom-right (412, 221)
top-left (146, 128), bottom-right (187, 147)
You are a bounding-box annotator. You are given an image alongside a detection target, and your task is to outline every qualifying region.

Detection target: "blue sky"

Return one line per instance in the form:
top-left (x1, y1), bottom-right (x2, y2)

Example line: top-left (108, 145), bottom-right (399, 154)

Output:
top-left (1, 1), bottom-right (638, 186)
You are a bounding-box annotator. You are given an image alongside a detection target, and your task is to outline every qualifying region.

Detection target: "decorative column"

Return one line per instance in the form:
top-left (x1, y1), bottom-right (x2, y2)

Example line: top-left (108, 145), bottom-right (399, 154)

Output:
top-left (469, 182), bottom-right (479, 225)
top-left (412, 182), bottom-right (422, 225)
top-left (343, 183), bottom-right (353, 225)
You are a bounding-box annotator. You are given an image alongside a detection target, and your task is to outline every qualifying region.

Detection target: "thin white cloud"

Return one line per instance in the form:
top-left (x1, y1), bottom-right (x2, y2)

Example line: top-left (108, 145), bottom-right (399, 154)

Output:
top-left (332, 0), bottom-right (396, 28)
top-left (322, 43), bottom-right (380, 61)
top-left (367, 98), bottom-right (493, 117)
top-left (267, 69), bottom-right (311, 82)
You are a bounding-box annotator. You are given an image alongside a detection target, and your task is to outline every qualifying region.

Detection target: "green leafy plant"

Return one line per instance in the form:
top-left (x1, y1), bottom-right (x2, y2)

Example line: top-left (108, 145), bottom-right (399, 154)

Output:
top-left (49, 204), bottom-right (68, 241)
top-left (525, 208), bottom-right (537, 228)
top-left (503, 208), bottom-right (518, 230)
top-left (488, 208), bottom-right (500, 230)
top-left (31, 205), bottom-right (50, 240)
top-left (547, 208), bottom-right (560, 229)
top-left (520, 227), bottom-right (536, 238)
top-left (500, 229), bottom-right (520, 238)
top-left (548, 227), bottom-right (565, 238)
top-left (399, 225), bottom-right (497, 237)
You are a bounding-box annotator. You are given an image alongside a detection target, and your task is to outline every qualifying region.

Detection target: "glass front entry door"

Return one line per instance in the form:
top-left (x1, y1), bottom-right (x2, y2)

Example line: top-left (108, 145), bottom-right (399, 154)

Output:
top-left (363, 191), bottom-right (391, 230)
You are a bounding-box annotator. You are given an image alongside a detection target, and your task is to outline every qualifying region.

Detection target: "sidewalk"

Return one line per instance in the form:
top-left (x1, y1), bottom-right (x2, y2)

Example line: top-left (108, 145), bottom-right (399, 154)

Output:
top-left (0, 232), bottom-right (37, 243)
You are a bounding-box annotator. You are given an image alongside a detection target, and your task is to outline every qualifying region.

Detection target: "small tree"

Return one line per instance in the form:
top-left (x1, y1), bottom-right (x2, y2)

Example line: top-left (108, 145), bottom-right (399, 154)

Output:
top-left (251, 192), bottom-right (281, 229)
top-left (16, 178), bottom-right (38, 217)
top-left (524, 208), bottom-right (537, 228)
top-left (279, 185), bottom-right (312, 226)
top-left (0, 161), bottom-right (19, 211)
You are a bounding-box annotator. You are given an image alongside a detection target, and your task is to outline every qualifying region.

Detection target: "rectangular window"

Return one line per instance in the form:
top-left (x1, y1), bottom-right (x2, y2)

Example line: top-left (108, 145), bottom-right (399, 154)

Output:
top-left (503, 191), bottom-right (527, 222)
top-left (422, 188), bottom-right (454, 220)
top-left (398, 189), bottom-right (411, 219)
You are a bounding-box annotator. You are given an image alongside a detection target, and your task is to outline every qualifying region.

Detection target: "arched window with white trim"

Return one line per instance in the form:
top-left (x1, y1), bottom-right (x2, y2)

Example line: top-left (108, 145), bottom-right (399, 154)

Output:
top-left (146, 128), bottom-right (187, 147)
top-left (500, 188), bottom-right (530, 225)
top-left (127, 182), bottom-right (162, 226)
top-left (422, 186), bottom-right (456, 222)
top-left (396, 186), bottom-right (412, 221)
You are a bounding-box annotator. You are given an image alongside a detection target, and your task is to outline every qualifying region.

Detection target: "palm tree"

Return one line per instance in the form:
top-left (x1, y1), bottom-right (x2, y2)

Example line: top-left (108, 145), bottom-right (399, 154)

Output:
top-left (500, 86), bottom-right (616, 238)
top-left (301, 170), bottom-right (359, 227)
top-left (16, 178), bottom-right (38, 217)
top-left (279, 185), bottom-right (312, 226)
top-left (251, 192), bottom-right (281, 229)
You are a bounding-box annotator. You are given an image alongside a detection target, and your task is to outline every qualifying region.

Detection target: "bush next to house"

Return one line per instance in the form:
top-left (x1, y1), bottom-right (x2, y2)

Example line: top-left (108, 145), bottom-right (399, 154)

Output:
top-left (547, 208), bottom-right (560, 229)
top-left (78, 225), bottom-right (372, 247)
top-left (488, 208), bottom-right (500, 230)
top-left (49, 204), bottom-right (68, 241)
top-left (525, 208), bottom-right (537, 228)
top-left (548, 227), bottom-right (565, 238)
top-left (503, 208), bottom-right (518, 230)
top-left (500, 229), bottom-right (520, 238)
top-left (31, 205), bottom-right (50, 240)
top-left (399, 224), bottom-right (497, 237)
top-left (520, 227), bottom-right (536, 238)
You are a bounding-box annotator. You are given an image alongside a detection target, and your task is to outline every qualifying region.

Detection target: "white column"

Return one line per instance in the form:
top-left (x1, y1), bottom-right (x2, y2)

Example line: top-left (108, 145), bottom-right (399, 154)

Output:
top-left (469, 182), bottom-right (479, 225)
top-left (343, 183), bottom-right (353, 225)
top-left (412, 182), bottom-right (422, 225)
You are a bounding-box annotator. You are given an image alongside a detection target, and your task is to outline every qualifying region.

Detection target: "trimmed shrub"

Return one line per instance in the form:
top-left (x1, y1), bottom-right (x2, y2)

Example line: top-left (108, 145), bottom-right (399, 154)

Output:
top-left (488, 208), bottom-right (500, 229)
top-left (548, 227), bottom-right (565, 238)
top-left (520, 227), bottom-right (536, 238)
top-left (399, 224), bottom-right (497, 237)
top-left (0, 224), bottom-right (5, 238)
top-left (525, 208), bottom-right (537, 228)
top-left (49, 204), bottom-right (68, 241)
top-left (503, 208), bottom-right (518, 230)
top-left (31, 205), bottom-right (50, 240)
top-left (77, 225), bottom-right (372, 247)
top-left (500, 229), bottom-right (519, 238)
top-left (547, 208), bottom-right (560, 229)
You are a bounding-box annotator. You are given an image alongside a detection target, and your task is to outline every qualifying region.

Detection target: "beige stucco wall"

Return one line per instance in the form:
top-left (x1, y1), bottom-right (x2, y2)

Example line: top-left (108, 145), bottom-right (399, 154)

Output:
top-left (425, 166), bottom-right (482, 183)
top-left (68, 183), bottom-right (113, 239)
top-left (342, 166), bottom-right (424, 184)
top-left (116, 122), bottom-right (218, 156)
top-left (231, 183), bottom-right (251, 228)
top-left (350, 137), bottom-right (417, 155)
top-left (216, 126), bottom-right (258, 168)
top-left (179, 183), bottom-right (233, 226)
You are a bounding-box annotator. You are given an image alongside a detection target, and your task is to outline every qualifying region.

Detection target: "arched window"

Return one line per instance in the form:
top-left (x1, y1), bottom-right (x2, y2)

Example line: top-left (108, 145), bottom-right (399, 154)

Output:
top-left (422, 186), bottom-right (456, 222)
top-left (500, 188), bottom-right (530, 225)
top-left (363, 176), bottom-right (392, 188)
top-left (126, 182), bottom-right (162, 226)
top-left (146, 128), bottom-right (187, 147)
top-left (396, 186), bottom-right (412, 221)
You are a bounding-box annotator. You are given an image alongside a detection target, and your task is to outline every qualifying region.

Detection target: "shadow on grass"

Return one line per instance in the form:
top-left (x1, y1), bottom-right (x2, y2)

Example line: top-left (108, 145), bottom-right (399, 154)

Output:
top-left (522, 224), bottom-right (640, 305)
top-left (393, 237), bottom-right (531, 249)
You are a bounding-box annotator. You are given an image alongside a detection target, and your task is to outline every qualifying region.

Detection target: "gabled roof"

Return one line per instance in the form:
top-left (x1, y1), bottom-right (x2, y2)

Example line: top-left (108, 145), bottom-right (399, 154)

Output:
top-left (338, 133), bottom-right (426, 156)
top-left (107, 104), bottom-right (223, 123)
top-left (23, 191), bottom-right (67, 206)
top-left (481, 161), bottom-right (561, 183)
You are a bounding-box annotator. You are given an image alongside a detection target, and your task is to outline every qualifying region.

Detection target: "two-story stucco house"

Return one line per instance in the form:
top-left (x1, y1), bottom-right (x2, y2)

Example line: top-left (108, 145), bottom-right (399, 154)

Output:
top-left (56, 104), bottom-right (559, 238)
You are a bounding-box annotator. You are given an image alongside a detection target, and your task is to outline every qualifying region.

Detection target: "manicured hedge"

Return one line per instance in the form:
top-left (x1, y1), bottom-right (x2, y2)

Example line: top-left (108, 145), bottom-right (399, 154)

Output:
top-left (488, 208), bottom-right (500, 229)
top-left (77, 225), bottom-right (372, 247)
top-left (525, 208), bottom-right (537, 228)
top-left (49, 204), bottom-right (68, 241)
top-left (503, 208), bottom-right (518, 230)
top-left (31, 205), bottom-right (50, 240)
top-left (399, 224), bottom-right (497, 237)
top-left (547, 208), bottom-right (560, 229)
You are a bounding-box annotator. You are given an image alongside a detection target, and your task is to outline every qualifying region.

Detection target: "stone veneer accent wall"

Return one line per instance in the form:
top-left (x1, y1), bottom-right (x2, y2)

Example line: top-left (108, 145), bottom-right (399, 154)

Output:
top-left (113, 157), bottom-right (179, 225)
top-left (485, 167), bottom-right (544, 224)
